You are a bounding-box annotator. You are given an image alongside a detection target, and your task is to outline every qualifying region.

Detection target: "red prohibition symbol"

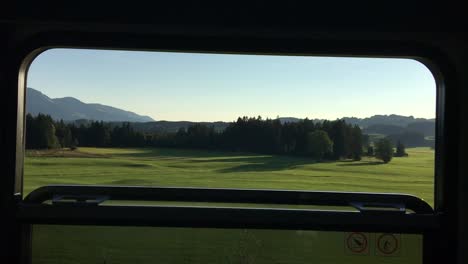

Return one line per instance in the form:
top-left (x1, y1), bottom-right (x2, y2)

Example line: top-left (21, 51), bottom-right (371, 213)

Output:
top-left (377, 233), bottom-right (399, 255)
top-left (346, 232), bottom-right (368, 253)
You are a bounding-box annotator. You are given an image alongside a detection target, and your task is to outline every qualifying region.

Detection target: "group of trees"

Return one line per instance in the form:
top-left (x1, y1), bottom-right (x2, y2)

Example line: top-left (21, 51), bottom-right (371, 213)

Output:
top-left (26, 113), bottom-right (409, 163)
top-left (25, 114), bottom-right (365, 161)
top-left (150, 117), bottom-right (363, 160)
top-left (26, 114), bottom-right (62, 149)
top-left (387, 131), bottom-right (427, 147)
top-left (26, 114), bottom-right (145, 149)
top-left (372, 138), bottom-right (407, 163)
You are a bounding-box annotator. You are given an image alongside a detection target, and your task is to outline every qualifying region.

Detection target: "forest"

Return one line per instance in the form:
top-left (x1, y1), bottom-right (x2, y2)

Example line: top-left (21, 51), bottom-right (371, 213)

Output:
top-left (25, 114), bottom-right (367, 161)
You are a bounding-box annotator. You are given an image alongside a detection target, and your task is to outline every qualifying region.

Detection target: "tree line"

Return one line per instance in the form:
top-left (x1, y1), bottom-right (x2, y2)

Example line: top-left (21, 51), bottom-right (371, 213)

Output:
top-left (152, 116), bottom-right (364, 160)
top-left (26, 114), bottom-right (369, 161)
top-left (26, 114), bottom-right (145, 149)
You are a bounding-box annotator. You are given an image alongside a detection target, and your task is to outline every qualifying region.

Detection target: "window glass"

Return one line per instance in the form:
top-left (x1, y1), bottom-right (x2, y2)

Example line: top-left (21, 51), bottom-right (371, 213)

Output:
top-left (25, 49), bottom-right (436, 206)
top-left (32, 225), bottom-right (423, 264)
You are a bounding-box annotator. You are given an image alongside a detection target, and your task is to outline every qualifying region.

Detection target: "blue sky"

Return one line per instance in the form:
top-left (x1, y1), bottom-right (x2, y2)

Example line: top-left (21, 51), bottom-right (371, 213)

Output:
top-left (27, 49), bottom-right (436, 122)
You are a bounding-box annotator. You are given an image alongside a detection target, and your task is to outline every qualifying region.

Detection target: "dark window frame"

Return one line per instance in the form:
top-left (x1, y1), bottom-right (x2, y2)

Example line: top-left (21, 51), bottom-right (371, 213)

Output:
top-left (16, 34), bottom-right (448, 211)
top-left (6, 32), bottom-right (456, 264)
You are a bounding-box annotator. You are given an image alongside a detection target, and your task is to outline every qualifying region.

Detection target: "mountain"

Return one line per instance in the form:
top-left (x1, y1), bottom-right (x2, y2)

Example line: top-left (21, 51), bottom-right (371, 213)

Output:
top-left (278, 117), bottom-right (302, 124)
top-left (363, 124), bottom-right (406, 135)
top-left (278, 115), bottom-right (435, 147)
top-left (405, 121), bottom-right (436, 137)
top-left (341, 114), bottom-right (434, 128)
top-left (345, 115), bottom-right (435, 138)
top-left (278, 115), bottom-right (435, 137)
top-left (27, 87), bottom-right (434, 137)
top-left (26, 88), bottom-right (154, 122)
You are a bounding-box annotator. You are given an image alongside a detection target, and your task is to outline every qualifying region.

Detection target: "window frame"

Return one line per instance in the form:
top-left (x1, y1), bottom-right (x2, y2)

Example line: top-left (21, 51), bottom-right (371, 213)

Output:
top-left (16, 36), bottom-right (448, 211)
top-left (8, 32), bottom-right (456, 264)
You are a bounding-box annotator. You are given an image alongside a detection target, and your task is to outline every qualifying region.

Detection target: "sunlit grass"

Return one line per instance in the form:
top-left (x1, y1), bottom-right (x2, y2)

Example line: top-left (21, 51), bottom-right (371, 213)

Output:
top-left (24, 147), bottom-right (434, 206)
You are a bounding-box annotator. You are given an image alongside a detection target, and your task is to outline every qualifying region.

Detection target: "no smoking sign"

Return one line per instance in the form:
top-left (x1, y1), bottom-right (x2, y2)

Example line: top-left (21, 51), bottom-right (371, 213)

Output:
top-left (345, 232), bottom-right (401, 257)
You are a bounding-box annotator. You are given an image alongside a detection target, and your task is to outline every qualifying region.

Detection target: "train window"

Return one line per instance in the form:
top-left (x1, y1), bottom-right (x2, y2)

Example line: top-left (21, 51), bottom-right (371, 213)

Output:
top-left (17, 47), bottom-right (442, 264)
top-left (24, 48), bottom-right (436, 207)
top-left (32, 225), bottom-right (423, 264)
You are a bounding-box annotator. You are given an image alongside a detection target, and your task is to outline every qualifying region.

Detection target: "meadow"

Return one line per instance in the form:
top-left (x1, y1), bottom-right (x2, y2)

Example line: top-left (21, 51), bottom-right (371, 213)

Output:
top-left (25, 147), bottom-right (432, 264)
top-left (32, 225), bottom-right (422, 264)
top-left (24, 147), bottom-right (435, 205)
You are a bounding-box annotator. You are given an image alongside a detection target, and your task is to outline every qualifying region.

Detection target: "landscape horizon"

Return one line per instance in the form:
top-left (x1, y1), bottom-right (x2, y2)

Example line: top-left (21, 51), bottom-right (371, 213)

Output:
top-left (26, 87), bottom-right (435, 123)
top-left (24, 87), bottom-right (436, 205)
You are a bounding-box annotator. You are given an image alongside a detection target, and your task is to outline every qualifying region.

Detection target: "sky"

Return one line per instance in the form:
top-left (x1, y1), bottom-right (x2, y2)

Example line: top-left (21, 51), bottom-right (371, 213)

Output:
top-left (27, 49), bottom-right (436, 122)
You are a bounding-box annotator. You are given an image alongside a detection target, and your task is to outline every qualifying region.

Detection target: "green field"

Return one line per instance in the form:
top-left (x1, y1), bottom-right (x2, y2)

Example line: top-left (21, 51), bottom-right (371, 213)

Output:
top-left (25, 147), bottom-right (432, 264)
top-left (32, 225), bottom-right (423, 264)
top-left (24, 147), bottom-right (434, 206)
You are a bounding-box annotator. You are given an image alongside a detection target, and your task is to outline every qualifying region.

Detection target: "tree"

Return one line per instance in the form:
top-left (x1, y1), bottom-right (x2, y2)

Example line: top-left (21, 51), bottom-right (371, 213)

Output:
top-left (25, 113), bottom-right (38, 149)
top-left (55, 120), bottom-right (73, 148)
top-left (387, 131), bottom-right (425, 147)
top-left (327, 120), bottom-right (348, 159)
top-left (367, 146), bottom-right (374, 156)
top-left (349, 125), bottom-right (363, 161)
top-left (87, 121), bottom-right (111, 147)
top-left (25, 114), bottom-right (59, 149)
top-left (395, 141), bottom-right (407, 157)
top-left (375, 138), bottom-right (394, 163)
top-left (362, 134), bottom-right (370, 149)
top-left (305, 130), bottom-right (333, 160)
top-left (35, 114), bottom-right (59, 149)
top-left (70, 138), bottom-right (79, 151)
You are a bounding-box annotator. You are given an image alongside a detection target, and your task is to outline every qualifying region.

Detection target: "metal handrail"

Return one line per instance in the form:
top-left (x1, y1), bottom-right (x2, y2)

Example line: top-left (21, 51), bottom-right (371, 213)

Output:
top-left (24, 185), bottom-right (434, 214)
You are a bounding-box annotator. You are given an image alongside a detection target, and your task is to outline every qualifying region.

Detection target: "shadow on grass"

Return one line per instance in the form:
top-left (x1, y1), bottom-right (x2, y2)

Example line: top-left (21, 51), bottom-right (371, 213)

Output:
top-left (336, 161), bottom-right (384, 166)
top-left (121, 163), bottom-right (153, 168)
top-left (208, 156), bottom-right (316, 173)
top-left (109, 147), bottom-right (381, 172)
top-left (110, 148), bottom-right (251, 159)
top-left (111, 148), bottom-right (318, 172)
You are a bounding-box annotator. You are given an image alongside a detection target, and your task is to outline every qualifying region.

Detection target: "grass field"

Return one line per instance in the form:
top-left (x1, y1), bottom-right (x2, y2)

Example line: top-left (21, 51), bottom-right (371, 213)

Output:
top-left (25, 147), bottom-right (432, 264)
top-left (32, 225), bottom-right (423, 264)
top-left (24, 147), bottom-right (435, 206)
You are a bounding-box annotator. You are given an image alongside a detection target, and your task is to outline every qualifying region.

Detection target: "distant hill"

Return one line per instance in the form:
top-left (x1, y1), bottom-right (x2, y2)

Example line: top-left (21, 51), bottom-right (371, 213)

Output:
top-left (26, 88), bottom-right (154, 122)
top-left (280, 115), bottom-right (435, 137)
top-left (279, 114), bottom-right (435, 129)
top-left (278, 117), bottom-right (302, 124)
top-left (405, 121), bottom-right (436, 137)
top-left (350, 115), bottom-right (435, 147)
top-left (342, 114), bottom-right (434, 128)
top-left (279, 115), bottom-right (435, 147)
top-left (362, 121), bottom-right (435, 137)
top-left (363, 124), bottom-right (406, 135)
top-left (27, 88), bottom-right (435, 139)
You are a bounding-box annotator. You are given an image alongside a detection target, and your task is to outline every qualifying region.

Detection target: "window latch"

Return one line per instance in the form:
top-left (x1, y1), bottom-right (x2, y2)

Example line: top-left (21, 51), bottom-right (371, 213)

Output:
top-left (51, 194), bottom-right (109, 206)
top-left (350, 202), bottom-right (407, 215)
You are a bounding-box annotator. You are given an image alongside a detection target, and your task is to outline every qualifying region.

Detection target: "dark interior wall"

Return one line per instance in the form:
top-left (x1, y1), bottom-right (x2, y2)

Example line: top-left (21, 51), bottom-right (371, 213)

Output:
top-left (1, 1), bottom-right (464, 31)
top-left (448, 41), bottom-right (468, 263)
top-left (0, 26), bottom-right (22, 264)
top-left (1, 3), bottom-right (467, 263)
